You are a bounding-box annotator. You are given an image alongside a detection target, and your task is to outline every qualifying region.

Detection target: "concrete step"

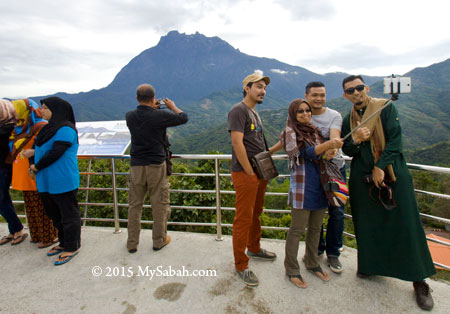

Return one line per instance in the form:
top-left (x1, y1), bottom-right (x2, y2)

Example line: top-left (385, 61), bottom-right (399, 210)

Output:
top-left (1, 224), bottom-right (449, 314)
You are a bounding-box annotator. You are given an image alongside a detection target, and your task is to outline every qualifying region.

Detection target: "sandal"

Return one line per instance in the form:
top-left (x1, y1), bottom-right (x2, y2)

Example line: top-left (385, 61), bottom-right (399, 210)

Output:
top-left (38, 239), bottom-right (58, 249)
top-left (54, 251), bottom-right (78, 266)
top-left (0, 235), bottom-right (14, 245)
top-left (288, 274), bottom-right (307, 288)
top-left (47, 245), bottom-right (64, 256)
top-left (11, 233), bottom-right (28, 246)
top-left (308, 266), bottom-right (330, 282)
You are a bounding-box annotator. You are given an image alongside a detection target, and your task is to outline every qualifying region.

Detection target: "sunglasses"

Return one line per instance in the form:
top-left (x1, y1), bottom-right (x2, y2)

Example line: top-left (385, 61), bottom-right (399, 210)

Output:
top-left (297, 109), bottom-right (311, 114)
top-left (345, 84), bottom-right (365, 94)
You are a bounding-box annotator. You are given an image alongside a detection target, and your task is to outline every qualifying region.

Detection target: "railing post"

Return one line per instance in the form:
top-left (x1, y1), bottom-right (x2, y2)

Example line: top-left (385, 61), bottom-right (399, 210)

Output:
top-left (82, 158), bottom-right (92, 226)
top-left (111, 158), bottom-right (121, 234)
top-left (214, 157), bottom-right (223, 241)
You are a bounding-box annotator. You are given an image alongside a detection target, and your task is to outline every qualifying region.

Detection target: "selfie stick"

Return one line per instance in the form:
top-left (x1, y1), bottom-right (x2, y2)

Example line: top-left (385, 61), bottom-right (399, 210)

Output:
top-left (342, 74), bottom-right (409, 141)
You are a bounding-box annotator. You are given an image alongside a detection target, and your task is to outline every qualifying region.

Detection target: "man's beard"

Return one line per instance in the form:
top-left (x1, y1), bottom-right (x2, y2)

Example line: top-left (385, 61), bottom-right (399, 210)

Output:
top-left (256, 100), bottom-right (263, 104)
top-left (355, 101), bottom-right (363, 107)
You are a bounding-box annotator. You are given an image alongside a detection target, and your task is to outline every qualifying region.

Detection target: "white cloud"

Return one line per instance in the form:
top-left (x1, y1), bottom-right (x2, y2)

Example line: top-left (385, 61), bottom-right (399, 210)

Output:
top-left (270, 69), bottom-right (289, 75)
top-left (0, 0), bottom-right (449, 97)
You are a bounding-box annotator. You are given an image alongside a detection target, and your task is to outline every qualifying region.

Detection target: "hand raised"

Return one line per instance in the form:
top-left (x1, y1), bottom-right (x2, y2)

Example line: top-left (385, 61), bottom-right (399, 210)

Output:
top-left (328, 138), bottom-right (343, 149)
top-left (354, 122), bottom-right (370, 143)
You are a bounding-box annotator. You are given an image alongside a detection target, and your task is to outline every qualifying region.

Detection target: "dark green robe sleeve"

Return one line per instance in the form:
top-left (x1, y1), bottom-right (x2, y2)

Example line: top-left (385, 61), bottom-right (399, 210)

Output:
top-left (341, 113), bottom-right (362, 157)
top-left (375, 103), bottom-right (403, 170)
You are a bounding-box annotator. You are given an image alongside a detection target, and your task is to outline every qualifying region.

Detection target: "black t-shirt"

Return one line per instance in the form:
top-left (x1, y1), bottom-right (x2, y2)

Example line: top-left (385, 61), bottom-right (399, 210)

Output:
top-left (126, 105), bottom-right (188, 166)
top-left (228, 101), bottom-right (265, 172)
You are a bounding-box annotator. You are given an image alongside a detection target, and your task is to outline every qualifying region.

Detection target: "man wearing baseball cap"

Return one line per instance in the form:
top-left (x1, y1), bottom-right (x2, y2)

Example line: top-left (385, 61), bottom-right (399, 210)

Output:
top-left (227, 72), bottom-right (276, 286)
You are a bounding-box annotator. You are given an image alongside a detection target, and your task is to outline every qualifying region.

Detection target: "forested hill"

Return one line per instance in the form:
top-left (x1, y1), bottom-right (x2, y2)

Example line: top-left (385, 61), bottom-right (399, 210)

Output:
top-left (404, 142), bottom-right (450, 166)
top-left (172, 58), bottom-right (450, 153)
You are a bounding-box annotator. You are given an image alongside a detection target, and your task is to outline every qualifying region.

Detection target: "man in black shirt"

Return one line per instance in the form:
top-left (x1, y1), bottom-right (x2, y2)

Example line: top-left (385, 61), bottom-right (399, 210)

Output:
top-left (228, 73), bottom-right (277, 286)
top-left (126, 84), bottom-right (188, 253)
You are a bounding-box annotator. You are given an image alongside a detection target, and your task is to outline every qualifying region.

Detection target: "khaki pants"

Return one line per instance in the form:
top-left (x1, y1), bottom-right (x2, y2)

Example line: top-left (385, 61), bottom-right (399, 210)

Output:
top-left (284, 208), bottom-right (326, 276)
top-left (231, 171), bottom-right (268, 271)
top-left (127, 162), bottom-right (170, 250)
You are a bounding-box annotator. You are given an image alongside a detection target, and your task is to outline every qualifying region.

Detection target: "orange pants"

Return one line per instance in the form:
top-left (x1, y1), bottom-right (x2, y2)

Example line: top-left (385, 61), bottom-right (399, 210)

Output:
top-left (231, 171), bottom-right (268, 271)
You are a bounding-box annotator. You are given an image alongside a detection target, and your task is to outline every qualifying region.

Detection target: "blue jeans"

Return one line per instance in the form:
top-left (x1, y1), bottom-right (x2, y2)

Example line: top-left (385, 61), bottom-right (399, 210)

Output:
top-left (318, 166), bottom-right (346, 257)
top-left (0, 165), bottom-right (23, 235)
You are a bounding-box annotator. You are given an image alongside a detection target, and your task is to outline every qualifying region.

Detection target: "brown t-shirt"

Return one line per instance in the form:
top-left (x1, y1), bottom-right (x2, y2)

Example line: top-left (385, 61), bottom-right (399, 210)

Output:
top-left (227, 101), bottom-right (265, 172)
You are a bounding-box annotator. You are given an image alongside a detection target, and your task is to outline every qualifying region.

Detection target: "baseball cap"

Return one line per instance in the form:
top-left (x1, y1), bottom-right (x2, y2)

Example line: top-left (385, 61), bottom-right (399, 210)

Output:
top-left (242, 73), bottom-right (270, 90)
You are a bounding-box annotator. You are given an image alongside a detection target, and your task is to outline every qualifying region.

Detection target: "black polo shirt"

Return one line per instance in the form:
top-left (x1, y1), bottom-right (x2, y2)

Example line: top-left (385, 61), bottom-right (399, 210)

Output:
top-left (126, 105), bottom-right (188, 166)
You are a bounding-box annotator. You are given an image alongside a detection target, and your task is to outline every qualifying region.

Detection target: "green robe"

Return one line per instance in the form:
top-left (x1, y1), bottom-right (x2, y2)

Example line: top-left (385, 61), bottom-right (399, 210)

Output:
top-left (342, 101), bottom-right (435, 281)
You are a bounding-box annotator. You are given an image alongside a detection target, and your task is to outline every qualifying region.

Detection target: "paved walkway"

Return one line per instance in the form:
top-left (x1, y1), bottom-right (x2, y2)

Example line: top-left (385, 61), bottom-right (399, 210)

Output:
top-left (1, 224), bottom-right (449, 314)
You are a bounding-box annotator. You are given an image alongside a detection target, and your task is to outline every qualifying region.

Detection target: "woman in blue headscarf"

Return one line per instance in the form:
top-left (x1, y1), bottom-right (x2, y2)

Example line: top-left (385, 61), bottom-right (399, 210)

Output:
top-left (24, 96), bottom-right (80, 265)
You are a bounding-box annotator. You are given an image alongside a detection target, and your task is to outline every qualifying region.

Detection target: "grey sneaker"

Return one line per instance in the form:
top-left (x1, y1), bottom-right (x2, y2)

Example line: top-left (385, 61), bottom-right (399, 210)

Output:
top-left (327, 256), bottom-right (343, 273)
top-left (247, 248), bottom-right (277, 261)
top-left (236, 268), bottom-right (259, 286)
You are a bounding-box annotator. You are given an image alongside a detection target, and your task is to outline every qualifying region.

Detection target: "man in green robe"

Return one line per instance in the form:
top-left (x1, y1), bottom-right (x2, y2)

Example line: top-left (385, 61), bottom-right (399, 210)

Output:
top-left (341, 75), bottom-right (436, 311)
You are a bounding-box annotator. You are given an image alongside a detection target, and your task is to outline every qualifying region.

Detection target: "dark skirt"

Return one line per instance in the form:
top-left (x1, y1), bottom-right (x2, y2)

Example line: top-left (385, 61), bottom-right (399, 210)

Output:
top-left (24, 191), bottom-right (57, 243)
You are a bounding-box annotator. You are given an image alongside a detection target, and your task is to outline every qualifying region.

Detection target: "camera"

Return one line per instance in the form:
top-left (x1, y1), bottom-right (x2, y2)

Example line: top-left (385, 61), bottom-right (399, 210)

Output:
top-left (156, 99), bottom-right (166, 109)
top-left (383, 75), bottom-right (411, 94)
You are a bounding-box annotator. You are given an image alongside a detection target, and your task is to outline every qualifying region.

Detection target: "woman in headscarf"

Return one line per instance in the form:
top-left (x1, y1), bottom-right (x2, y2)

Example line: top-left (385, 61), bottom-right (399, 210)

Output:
top-left (23, 96), bottom-right (80, 265)
top-left (0, 99), bottom-right (28, 245)
top-left (269, 99), bottom-right (343, 288)
top-left (10, 98), bottom-right (57, 248)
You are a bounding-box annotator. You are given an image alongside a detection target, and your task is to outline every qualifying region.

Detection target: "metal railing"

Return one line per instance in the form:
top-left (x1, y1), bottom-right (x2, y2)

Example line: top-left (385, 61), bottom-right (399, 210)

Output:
top-left (11, 153), bottom-right (450, 270)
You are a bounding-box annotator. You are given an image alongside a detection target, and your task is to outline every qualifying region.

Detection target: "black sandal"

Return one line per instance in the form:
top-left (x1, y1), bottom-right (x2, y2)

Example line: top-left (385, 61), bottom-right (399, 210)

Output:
top-left (308, 266), bottom-right (330, 282)
top-left (288, 274), bottom-right (307, 288)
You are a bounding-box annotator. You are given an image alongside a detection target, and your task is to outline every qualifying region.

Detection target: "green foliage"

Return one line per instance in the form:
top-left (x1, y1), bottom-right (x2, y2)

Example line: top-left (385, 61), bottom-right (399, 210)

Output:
top-left (404, 142), bottom-right (450, 166)
top-left (7, 145), bottom-right (449, 253)
top-left (431, 269), bottom-right (450, 282)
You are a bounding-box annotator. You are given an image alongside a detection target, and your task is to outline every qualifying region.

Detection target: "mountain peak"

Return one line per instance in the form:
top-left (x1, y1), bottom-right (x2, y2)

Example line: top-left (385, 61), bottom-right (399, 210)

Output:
top-left (156, 30), bottom-right (233, 51)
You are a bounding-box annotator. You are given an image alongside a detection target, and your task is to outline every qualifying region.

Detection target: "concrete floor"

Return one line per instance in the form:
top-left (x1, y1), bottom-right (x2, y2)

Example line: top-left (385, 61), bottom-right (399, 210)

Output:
top-left (1, 223), bottom-right (449, 314)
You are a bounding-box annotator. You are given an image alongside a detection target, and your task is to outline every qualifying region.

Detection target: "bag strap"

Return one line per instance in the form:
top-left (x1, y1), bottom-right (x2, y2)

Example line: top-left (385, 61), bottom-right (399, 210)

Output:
top-left (368, 183), bottom-right (397, 210)
top-left (246, 107), bottom-right (269, 151)
top-left (153, 132), bottom-right (171, 160)
top-left (7, 99), bottom-right (45, 163)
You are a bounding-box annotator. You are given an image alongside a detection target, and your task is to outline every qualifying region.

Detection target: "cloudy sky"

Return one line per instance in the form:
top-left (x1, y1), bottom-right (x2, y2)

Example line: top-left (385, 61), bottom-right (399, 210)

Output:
top-left (1, 0), bottom-right (449, 98)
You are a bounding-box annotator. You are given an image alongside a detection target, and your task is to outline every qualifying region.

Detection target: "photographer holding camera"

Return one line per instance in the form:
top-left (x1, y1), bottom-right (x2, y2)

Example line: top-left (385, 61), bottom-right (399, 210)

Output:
top-left (125, 84), bottom-right (188, 253)
top-left (341, 75), bottom-right (435, 311)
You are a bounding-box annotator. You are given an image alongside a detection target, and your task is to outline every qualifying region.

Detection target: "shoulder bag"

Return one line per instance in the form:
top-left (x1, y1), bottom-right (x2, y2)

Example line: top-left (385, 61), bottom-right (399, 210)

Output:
top-left (319, 158), bottom-right (348, 207)
top-left (247, 109), bottom-right (278, 180)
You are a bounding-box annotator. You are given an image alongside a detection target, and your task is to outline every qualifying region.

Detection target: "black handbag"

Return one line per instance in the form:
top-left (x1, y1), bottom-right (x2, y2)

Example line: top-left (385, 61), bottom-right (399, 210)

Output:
top-left (165, 148), bottom-right (173, 176)
top-left (362, 174), bottom-right (397, 210)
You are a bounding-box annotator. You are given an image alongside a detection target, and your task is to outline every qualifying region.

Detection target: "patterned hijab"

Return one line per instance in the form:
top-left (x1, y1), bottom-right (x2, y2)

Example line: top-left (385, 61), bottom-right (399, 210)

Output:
top-left (35, 97), bottom-right (77, 146)
top-left (280, 98), bottom-right (324, 165)
top-left (0, 99), bottom-right (18, 125)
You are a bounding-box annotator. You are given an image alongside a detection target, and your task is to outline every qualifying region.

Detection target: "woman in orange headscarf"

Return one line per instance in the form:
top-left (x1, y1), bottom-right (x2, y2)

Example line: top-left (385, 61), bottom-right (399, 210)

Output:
top-left (9, 98), bottom-right (57, 248)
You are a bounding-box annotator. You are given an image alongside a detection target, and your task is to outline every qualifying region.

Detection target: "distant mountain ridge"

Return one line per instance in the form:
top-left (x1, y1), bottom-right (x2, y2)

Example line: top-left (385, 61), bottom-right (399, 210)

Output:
top-left (172, 58), bottom-right (450, 152)
top-left (31, 31), bottom-right (450, 152)
top-left (34, 31), bottom-right (381, 121)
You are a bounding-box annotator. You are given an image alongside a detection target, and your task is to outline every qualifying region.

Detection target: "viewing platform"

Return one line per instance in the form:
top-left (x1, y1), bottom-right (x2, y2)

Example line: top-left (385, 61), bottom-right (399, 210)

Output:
top-left (2, 223), bottom-right (449, 314)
